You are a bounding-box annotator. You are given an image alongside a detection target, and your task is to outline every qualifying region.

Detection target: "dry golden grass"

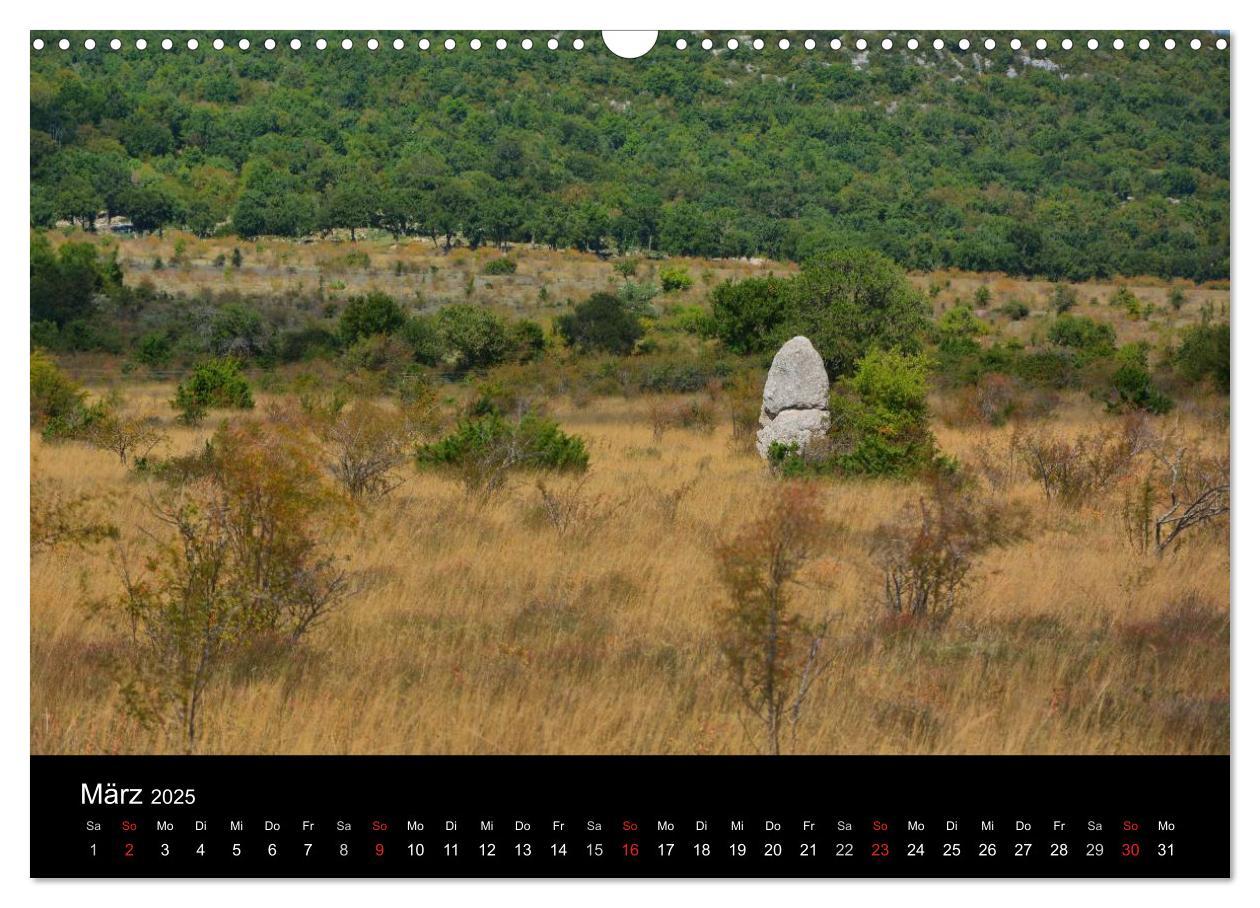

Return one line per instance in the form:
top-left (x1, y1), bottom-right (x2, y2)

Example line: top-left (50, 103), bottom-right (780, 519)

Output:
top-left (43, 229), bottom-right (791, 322)
top-left (30, 384), bottom-right (1228, 756)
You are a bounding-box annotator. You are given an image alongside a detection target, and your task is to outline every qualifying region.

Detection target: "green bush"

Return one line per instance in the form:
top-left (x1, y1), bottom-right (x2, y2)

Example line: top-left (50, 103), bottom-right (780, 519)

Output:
top-left (1047, 314), bottom-right (1116, 357)
top-left (134, 332), bottom-right (174, 368)
top-left (435, 304), bottom-right (512, 371)
top-left (482, 257), bottom-right (518, 275)
top-left (30, 350), bottom-right (86, 428)
top-left (659, 265), bottom-right (693, 293)
top-left (172, 357), bottom-right (254, 424)
top-left (1000, 299), bottom-right (1031, 320)
top-left (1174, 323), bottom-right (1229, 393)
top-left (417, 411), bottom-right (588, 490)
top-left (339, 291), bottom-right (405, 346)
top-left (399, 316), bottom-right (444, 366)
top-left (1050, 283), bottom-right (1079, 314)
top-left (831, 350), bottom-right (938, 477)
top-left (1106, 345), bottom-right (1173, 415)
top-left (557, 292), bottom-right (644, 355)
top-left (711, 276), bottom-right (793, 355)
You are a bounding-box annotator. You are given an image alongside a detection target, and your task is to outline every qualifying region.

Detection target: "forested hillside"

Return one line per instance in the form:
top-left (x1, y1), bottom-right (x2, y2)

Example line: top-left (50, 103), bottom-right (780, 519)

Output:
top-left (31, 31), bottom-right (1229, 280)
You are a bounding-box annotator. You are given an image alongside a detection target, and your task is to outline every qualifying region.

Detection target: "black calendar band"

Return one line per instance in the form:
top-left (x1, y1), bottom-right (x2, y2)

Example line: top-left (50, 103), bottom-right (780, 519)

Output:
top-left (31, 754), bottom-right (1229, 878)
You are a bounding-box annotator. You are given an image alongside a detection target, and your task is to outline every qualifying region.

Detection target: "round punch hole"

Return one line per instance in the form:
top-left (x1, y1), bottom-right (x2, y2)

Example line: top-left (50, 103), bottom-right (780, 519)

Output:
top-left (753, 38), bottom-right (764, 50)
top-left (290, 39), bottom-right (302, 50)
top-left (548, 38), bottom-right (558, 50)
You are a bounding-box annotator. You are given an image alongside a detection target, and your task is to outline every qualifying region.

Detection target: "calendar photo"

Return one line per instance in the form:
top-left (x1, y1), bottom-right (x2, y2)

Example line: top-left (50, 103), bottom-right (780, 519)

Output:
top-left (29, 30), bottom-right (1229, 771)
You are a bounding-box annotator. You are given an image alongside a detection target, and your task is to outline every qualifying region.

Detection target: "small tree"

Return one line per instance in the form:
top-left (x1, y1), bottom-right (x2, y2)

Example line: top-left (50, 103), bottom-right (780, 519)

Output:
top-left (114, 420), bottom-right (353, 750)
top-left (713, 483), bottom-right (836, 754)
top-left (556, 292), bottom-right (644, 355)
top-left (84, 411), bottom-right (165, 466)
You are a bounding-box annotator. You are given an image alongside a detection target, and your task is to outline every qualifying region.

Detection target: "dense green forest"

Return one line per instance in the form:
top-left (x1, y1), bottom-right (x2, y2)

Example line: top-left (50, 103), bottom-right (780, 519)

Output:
top-left (31, 31), bottom-right (1229, 280)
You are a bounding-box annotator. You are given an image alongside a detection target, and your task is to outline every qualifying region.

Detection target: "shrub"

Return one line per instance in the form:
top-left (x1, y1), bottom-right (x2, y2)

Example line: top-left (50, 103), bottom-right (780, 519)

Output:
top-left (830, 350), bottom-right (937, 477)
top-left (658, 265), bottom-right (693, 293)
top-left (481, 257), bottom-right (517, 275)
top-left (112, 419), bottom-right (353, 749)
top-left (935, 305), bottom-right (987, 343)
top-left (710, 276), bottom-right (793, 355)
top-left (435, 304), bottom-right (511, 371)
top-left (1109, 285), bottom-right (1140, 316)
top-left (789, 249), bottom-right (930, 376)
top-left (613, 258), bottom-right (640, 278)
top-left (616, 279), bottom-right (661, 316)
top-left (312, 399), bottom-right (436, 500)
top-left (556, 292), bottom-right (644, 355)
top-left (339, 291), bottom-right (405, 346)
top-left (711, 250), bottom-right (928, 374)
top-left (712, 483), bottom-right (836, 754)
top-left (417, 411), bottom-right (589, 493)
top-left (1050, 283), bottom-right (1079, 313)
top-left (399, 316), bottom-right (443, 366)
top-left (1107, 346), bottom-right (1173, 415)
top-left (1174, 323), bottom-right (1229, 394)
top-left (30, 350), bottom-right (85, 428)
top-left (1047, 314), bottom-right (1116, 357)
top-left (172, 357), bottom-right (254, 425)
top-left (1000, 299), bottom-right (1031, 320)
top-left (972, 373), bottom-right (1020, 426)
top-left (1168, 287), bottom-right (1187, 311)
top-left (871, 474), bottom-right (1021, 629)
top-left (509, 319), bottom-right (547, 362)
top-left (1014, 417), bottom-right (1151, 507)
top-left (344, 333), bottom-right (415, 376)
top-left (134, 332), bottom-right (175, 368)
top-left (972, 285), bottom-right (992, 307)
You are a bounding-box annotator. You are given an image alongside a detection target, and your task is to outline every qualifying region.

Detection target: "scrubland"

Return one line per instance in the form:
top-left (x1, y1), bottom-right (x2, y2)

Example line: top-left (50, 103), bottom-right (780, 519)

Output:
top-left (31, 381), bottom-right (1228, 756)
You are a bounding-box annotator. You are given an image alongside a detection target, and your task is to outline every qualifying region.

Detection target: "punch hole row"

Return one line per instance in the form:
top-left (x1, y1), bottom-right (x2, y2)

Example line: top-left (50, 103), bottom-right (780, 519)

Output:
top-left (31, 34), bottom-right (1229, 53)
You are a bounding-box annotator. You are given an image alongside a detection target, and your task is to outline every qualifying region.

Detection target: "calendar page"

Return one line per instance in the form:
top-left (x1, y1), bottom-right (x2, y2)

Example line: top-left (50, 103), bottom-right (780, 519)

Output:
top-left (27, 27), bottom-right (1230, 879)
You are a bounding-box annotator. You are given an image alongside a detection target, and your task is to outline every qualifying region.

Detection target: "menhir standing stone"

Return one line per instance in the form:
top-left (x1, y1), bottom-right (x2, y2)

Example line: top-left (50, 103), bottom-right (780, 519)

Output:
top-left (756, 336), bottom-right (831, 459)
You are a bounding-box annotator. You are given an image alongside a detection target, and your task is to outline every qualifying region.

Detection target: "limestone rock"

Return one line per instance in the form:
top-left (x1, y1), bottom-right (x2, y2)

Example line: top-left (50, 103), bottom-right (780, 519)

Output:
top-left (761, 336), bottom-right (830, 418)
top-left (756, 408), bottom-right (831, 459)
top-left (756, 336), bottom-right (832, 461)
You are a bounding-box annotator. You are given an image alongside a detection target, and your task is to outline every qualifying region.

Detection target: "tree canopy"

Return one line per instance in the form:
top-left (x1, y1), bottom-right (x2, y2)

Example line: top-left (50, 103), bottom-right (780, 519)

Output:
top-left (30, 31), bottom-right (1229, 280)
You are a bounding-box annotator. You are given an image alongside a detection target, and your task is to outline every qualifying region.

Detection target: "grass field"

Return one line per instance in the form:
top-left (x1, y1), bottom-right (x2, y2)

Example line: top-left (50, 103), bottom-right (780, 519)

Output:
top-left (30, 380), bottom-right (1229, 756)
